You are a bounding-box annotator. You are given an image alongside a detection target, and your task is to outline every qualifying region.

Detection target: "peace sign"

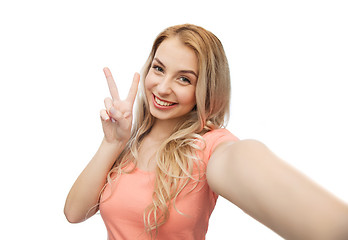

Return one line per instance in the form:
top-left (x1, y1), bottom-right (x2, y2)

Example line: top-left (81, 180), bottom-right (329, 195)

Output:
top-left (100, 67), bottom-right (140, 144)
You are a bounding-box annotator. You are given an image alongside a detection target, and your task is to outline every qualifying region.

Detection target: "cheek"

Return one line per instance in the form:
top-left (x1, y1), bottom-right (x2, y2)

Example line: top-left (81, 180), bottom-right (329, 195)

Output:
top-left (178, 89), bottom-right (196, 106)
top-left (144, 72), bottom-right (156, 91)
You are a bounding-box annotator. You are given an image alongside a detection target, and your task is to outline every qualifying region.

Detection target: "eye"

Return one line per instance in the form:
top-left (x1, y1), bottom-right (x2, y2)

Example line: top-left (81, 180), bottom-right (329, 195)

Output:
top-left (152, 65), bottom-right (164, 73)
top-left (179, 76), bottom-right (191, 84)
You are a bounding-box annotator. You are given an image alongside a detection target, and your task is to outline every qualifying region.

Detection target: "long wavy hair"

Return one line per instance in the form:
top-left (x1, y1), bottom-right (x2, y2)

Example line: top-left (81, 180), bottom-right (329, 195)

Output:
top-left (104, 24), bottom-right (231, 237)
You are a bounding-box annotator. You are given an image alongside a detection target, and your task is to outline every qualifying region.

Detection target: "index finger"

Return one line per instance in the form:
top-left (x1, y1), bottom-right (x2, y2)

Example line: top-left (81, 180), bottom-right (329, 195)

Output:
top-left (103, 67), bottom-right (120, 100)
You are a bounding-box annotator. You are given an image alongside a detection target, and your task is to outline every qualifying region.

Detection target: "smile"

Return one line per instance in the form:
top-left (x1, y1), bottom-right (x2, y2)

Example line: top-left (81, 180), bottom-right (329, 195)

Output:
top-left (152, 94), bottom-right (177, 109)
top-left (155, 96), bottom-right (175, 106)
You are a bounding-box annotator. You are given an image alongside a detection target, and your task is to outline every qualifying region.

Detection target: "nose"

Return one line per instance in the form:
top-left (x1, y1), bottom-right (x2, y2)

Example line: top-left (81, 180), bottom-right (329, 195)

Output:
top-left (157, 76), bottom-right (172, 96)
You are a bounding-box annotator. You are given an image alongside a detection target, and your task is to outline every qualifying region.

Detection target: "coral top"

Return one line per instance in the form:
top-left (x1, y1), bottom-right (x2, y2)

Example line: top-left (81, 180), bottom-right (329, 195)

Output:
top-left (99, 128), bottom-right (238, 240)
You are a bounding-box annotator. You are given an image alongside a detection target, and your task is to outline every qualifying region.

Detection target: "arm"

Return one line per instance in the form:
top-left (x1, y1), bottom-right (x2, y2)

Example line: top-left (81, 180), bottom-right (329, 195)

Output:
top-left (64, 139), bottom-right (125, 223)
top-left (64, 68), bottom-right (139, 223)
top-left (206, 139), bottom-right (348, 240)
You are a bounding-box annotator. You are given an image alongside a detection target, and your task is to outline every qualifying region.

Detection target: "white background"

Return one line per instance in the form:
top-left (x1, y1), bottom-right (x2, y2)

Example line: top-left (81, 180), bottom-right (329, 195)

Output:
top-left (1, 0), bottom-right (347, 239)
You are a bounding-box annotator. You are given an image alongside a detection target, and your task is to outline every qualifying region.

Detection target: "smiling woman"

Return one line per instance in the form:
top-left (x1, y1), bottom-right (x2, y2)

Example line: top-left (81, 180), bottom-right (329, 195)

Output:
top-left (64, 24), bottom-right (348, 240)
top-left (145, 37), bottom-right (198, 123)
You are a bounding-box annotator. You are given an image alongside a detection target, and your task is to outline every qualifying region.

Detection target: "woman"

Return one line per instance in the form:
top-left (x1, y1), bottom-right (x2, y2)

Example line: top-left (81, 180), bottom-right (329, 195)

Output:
top-left (64, 24), bottom-right (348, 239)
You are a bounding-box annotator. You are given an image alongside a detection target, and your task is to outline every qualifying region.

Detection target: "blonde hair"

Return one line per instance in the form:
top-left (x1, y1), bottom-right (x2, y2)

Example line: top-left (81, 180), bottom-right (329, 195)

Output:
top-left (105, 24), bottom-right (231, 237)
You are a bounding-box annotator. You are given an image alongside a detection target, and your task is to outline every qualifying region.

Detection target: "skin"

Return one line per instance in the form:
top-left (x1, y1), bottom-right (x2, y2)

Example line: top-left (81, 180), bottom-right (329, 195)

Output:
top-left (137, 37), bottom-right (199, 171)
top-left (207, 140), bottom-right (348, 239)
top-left (144, 37), bottom-right (198, 126)
top-left (64, 68), bottom-right (140, 223)
top-left (64, 37), bottom-right (348, 239)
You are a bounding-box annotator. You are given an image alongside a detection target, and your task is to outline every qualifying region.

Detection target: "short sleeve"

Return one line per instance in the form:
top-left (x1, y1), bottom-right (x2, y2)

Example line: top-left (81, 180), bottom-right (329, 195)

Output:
top-left (202, 128), bottom-right (239, 162)
top-left (194, 128), bottom-right (239, 201)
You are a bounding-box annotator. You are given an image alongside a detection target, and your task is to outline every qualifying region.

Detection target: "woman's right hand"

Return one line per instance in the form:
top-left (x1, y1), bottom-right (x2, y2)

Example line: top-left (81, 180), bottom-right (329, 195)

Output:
top-left (100, 67), bottom-right (140, 144)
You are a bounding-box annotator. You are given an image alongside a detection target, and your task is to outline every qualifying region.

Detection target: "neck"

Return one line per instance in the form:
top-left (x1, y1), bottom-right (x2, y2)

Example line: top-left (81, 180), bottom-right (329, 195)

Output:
top-left (148, 118), bottom-right (179, 141)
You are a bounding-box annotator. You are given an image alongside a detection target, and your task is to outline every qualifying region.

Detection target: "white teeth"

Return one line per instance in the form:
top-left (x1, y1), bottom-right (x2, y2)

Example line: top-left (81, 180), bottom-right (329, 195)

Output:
top-left (155, 96), bottom-right (174, 106)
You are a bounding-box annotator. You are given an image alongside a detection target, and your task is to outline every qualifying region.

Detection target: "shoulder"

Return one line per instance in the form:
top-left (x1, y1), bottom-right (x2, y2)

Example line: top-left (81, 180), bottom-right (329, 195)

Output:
top-left (198, 128), bottom-right (239, 163)
top-left (201, 128), bottom-right (239, 155)
top-left (195, 128), bottom-right (238, 165)
top-left (202, 128), bottom-right (238, 140)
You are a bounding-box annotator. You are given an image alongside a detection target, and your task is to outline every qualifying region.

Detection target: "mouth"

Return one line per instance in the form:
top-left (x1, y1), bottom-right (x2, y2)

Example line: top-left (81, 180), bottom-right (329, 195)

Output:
top-left (152, 94), bottom-right (177, 108)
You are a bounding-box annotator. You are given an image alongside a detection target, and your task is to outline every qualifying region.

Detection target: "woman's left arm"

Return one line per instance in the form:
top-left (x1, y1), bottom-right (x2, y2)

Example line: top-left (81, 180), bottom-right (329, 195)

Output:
top-left (206, 139), bottom-right (348, 240)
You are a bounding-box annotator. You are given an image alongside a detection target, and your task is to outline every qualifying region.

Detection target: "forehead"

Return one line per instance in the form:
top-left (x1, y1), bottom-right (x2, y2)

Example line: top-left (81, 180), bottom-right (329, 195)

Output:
top-left (154, 37), bottom-right (198, 73)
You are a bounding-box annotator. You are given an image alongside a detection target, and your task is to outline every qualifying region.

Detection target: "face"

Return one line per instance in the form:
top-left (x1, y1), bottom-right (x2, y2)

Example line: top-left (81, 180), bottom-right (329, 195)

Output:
top-left (144, 37), bottom-right (198, 123)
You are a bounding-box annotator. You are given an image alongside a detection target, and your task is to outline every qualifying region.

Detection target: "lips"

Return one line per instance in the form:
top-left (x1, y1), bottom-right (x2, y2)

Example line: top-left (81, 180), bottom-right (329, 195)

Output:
top-left (152, 94), bottom-right (177, 109)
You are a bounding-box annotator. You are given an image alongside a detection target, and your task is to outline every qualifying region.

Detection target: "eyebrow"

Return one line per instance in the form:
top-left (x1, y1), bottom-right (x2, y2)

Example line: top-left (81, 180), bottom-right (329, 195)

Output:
top-left (154, 57), bottom-right (198, 78)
